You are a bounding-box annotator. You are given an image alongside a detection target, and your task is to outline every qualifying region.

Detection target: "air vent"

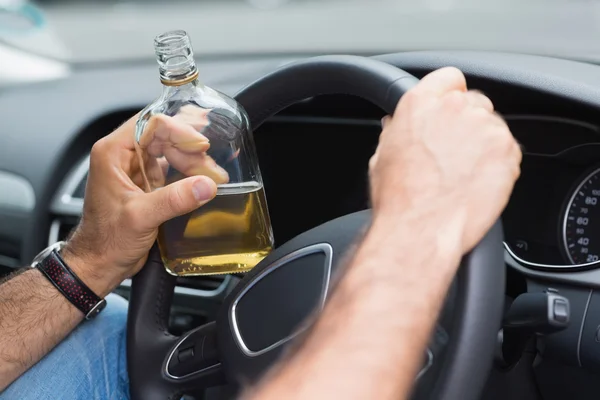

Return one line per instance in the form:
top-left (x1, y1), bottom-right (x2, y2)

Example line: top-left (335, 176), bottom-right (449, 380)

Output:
top-left (48, 218), bottom-right (79, 245)
top-left (0, 254), bottom-right (19, 270)
top-left (50, 155), bottom-right (88, 216)
top-left (178, 275), bottom-right (226, 291)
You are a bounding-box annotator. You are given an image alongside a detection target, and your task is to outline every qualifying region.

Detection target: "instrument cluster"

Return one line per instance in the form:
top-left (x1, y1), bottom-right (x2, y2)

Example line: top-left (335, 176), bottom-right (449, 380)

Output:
top-left (502, 118), bottom-right (600, 271)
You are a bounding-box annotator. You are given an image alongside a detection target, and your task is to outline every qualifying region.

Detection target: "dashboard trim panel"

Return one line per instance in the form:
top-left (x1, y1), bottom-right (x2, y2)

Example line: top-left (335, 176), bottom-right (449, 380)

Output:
top-left (120, 276), bottom-right (231, 299)
top-left (505, 251), bottom-right (600, 289)
top-left (0, 170), bottom-right (35, 212)
top-left (504, 243), bottom-right (600, 271)
top-left (576, 290), bottom-right (594, 367)
top-left (50, 155), bottom-right (89, 216)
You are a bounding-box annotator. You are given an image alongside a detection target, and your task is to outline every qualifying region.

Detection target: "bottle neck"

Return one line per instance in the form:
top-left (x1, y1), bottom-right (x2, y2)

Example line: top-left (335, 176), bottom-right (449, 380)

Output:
top-left (161, 76), bottom-right (201, 96)
top-left (160, 69), bottom-right (199, 87)
top-left (154, 30), bottom-right (198, 87)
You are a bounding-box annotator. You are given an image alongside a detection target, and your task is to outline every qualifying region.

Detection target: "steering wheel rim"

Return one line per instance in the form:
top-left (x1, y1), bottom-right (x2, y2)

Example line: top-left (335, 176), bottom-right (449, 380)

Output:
top-left (127, 55), bottom-right (506, 400)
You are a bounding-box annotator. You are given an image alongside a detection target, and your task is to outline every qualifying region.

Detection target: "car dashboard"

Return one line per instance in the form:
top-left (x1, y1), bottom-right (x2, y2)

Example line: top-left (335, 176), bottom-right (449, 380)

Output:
top-left (5, 50), bottom-right (600, 398)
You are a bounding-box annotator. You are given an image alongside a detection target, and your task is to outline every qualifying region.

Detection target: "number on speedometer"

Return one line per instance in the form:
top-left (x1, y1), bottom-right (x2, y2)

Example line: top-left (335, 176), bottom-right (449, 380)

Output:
top-left (564, 168), bottom-right (600, 264)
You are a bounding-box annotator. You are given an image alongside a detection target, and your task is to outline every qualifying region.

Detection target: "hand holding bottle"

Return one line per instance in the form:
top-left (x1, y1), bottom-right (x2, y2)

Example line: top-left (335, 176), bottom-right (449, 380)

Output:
top-left (61, 113), bottom-right (222, 297)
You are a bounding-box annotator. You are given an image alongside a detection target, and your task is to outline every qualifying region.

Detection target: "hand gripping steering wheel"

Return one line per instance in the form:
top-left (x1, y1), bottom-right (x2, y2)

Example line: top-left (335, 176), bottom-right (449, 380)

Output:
top-left (127, 55), bottom-right (505, 400)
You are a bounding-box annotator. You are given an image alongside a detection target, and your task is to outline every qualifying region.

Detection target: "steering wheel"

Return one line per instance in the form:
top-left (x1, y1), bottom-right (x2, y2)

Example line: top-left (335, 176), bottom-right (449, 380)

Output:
top-left (127, 55), bottom-right (506, 400)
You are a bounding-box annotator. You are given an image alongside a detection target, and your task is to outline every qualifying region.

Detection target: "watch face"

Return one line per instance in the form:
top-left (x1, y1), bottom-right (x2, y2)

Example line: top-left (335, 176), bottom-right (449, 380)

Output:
top-left (32, 242), bottom-right (65, 267)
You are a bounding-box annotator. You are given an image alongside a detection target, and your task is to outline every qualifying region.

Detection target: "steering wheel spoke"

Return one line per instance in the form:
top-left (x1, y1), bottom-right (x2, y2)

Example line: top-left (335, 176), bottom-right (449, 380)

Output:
top-left (162, 322), bottom-right (225, 390)
top-left (127, 247), bottom-right (225, 400)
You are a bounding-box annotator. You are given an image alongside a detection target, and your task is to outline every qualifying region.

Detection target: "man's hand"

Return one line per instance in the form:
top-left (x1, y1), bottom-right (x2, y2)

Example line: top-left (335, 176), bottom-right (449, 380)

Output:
top-left (62, 112), bottom-right (222, 297)
top-left (245, 68), bottom-right (521, 400)
top-left (370, 67), bottom-right (521, 253)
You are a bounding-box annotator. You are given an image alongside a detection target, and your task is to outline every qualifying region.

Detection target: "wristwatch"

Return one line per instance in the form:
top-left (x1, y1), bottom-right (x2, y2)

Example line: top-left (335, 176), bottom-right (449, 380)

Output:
top-left (32, 241), bottom-right (107, 320)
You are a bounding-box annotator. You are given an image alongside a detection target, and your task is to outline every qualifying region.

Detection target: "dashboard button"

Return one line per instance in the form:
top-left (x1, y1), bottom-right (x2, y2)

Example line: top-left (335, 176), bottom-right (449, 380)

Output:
top-left (553, 299), bottom-right (569, 323)
top-left (178, 346), bottom-right (195, 363)
top-left (515, 240), bottom-right (529, 252)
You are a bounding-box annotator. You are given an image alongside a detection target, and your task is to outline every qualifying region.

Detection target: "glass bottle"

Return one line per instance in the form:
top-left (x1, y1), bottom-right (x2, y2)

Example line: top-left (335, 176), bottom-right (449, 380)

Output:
top-left (134, 30), bottom-right (274, 276)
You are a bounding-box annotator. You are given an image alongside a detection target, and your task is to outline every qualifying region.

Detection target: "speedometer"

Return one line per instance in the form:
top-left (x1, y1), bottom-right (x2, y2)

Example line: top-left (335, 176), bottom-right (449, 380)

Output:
top-left (564, 167), bottom-right (600, 264)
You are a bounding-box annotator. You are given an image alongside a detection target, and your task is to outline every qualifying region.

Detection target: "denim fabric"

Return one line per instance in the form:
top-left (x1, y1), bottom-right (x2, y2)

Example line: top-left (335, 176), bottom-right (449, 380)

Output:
top-left (1, 293), bottom-right (130, 400)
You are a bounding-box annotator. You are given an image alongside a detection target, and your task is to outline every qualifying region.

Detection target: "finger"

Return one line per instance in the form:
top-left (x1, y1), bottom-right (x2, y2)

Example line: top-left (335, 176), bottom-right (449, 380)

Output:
top-left (107, 112), bottom-right (142, 151)
top-left (414, 67), bottom-right (467, 97)
top-left (465, 90), bottom-right (494, 112)
top-left (381, 115), bottom-right (392, 129)
top-left (513, 139), bottom-right (523, 165)
top-left (140, 114), bottom-right (229, 183)
top-left (131, 156), bottom-right (172, 191)
top-left (110, 108), bottom-right (211, 152)
top-left (484, 112), bottom-right (509, 129)
top-left (165, 154), bottom-right (230, 185)
top-left (174, 105), bottom-right (213, 132)
top-left (179, 153), bottom-right (229, 184)
top-left (140, 114), bottom-right (211, 157)
top-left (136, 175), bottom-right (217, 229)
top-left (369, 153), bottom-right (378, 171)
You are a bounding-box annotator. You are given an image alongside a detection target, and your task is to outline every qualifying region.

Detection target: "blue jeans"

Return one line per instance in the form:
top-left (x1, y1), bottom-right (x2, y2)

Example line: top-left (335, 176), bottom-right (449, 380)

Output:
top-left (1, 293), bottom-right (130, 400)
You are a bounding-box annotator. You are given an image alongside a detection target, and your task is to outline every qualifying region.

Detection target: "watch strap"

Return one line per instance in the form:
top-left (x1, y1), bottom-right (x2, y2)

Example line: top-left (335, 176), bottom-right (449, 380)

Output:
top-left (36, 248), bottom-right (106, 319)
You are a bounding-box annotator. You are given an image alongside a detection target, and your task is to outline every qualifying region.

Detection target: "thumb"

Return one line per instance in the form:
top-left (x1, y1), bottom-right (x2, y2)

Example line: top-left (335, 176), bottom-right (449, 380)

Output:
top-left (137, 175), bottom-right (217, 229)
top-left (381, 115), bottom-right (391, 129)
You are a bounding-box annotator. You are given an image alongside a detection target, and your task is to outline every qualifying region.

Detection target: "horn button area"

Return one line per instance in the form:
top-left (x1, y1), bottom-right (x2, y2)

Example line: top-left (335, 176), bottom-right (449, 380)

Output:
top-left (231, 244), bottom-right (333, 357)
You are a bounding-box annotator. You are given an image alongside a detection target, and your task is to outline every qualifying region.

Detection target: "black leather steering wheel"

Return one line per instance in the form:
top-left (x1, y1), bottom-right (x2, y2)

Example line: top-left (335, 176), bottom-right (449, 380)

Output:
top-left (127, 55), bottom-right (506, 400)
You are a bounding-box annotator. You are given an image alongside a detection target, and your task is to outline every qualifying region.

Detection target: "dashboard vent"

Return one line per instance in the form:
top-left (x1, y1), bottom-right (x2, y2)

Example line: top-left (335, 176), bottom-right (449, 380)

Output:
top-left (0, 239), bottom-right (20, 269)
top-left (48, 218), bottom-right (78, 245)
top-left (0, 254), bottom-right (21, 270)
top-left (177, 275), bottom-right (226, 291)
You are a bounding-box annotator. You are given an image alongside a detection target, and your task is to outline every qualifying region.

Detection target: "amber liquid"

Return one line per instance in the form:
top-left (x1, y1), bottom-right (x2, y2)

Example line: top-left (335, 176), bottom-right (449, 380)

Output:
top-left (158, 181), bottom-right (274, 276)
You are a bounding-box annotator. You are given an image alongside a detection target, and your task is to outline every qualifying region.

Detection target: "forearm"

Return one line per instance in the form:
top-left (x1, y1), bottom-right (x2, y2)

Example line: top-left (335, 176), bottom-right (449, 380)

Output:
top-left (0, 268), bottom-right (82, 390)
top-left (246, 210), bottom-right (464, 400)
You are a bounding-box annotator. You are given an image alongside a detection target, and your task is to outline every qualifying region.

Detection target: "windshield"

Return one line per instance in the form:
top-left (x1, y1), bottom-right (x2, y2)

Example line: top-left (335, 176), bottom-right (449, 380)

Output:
top-left (0, 0), bottom-right (597, 64)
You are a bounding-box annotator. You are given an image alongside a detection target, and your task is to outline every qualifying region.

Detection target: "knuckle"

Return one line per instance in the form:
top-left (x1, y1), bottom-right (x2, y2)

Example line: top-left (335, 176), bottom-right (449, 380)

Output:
top-left (514, 142), bottom-right (524, 162)
top-left (399, 88), bottom-right (421, 107)
top-left (491, 112), bottom-right (509, 127)
top-left (497, 132), bottom-right (519, 158)
top-left (442, 66), bottom-right (466, 83)
top-left (148, 114), bottom-right (171, 133)
top-left (482, 95), bottom-right (494, 110)
top-left (491, 125), bottom-right (512, 144)
top-left (442, 90), bottom-right (467, 110)
top-left (369, 154), bottom-right (378, 171)
top-left (156, 113), bottom-right (172, 127)
top-left (469, 106), bottom-right (490, 122)
top-left (471, 91), bottom-right (494, 111)
top-left (89, 139), bottom-right (110, 170)
top-left (499, 127), bottom-right (520, 148)
top-left (90, 138), bottom-right (108, 159)
top-left (513, 163), bottom-right (522, 180)
top-left (167, 185), bottom-right (186, 212)
top-left (122, 201), bottom-right (143, 228)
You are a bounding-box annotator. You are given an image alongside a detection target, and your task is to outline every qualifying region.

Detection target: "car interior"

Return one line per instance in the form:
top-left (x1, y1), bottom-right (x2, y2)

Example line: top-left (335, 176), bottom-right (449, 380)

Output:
top-left (5, 1), bottom-right (600, 400)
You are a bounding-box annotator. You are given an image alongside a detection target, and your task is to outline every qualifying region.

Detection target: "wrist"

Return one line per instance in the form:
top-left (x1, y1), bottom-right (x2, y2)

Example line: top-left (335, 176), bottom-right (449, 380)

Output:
top-left (60, 244), bottom-right (121, 298)
top-left (368, 204), bottom-right (465, 270)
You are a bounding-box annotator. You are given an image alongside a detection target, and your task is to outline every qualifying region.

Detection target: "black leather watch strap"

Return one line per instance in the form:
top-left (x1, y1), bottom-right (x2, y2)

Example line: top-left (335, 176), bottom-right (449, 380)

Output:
top-left (36, 245), bottom-right (106, 320)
